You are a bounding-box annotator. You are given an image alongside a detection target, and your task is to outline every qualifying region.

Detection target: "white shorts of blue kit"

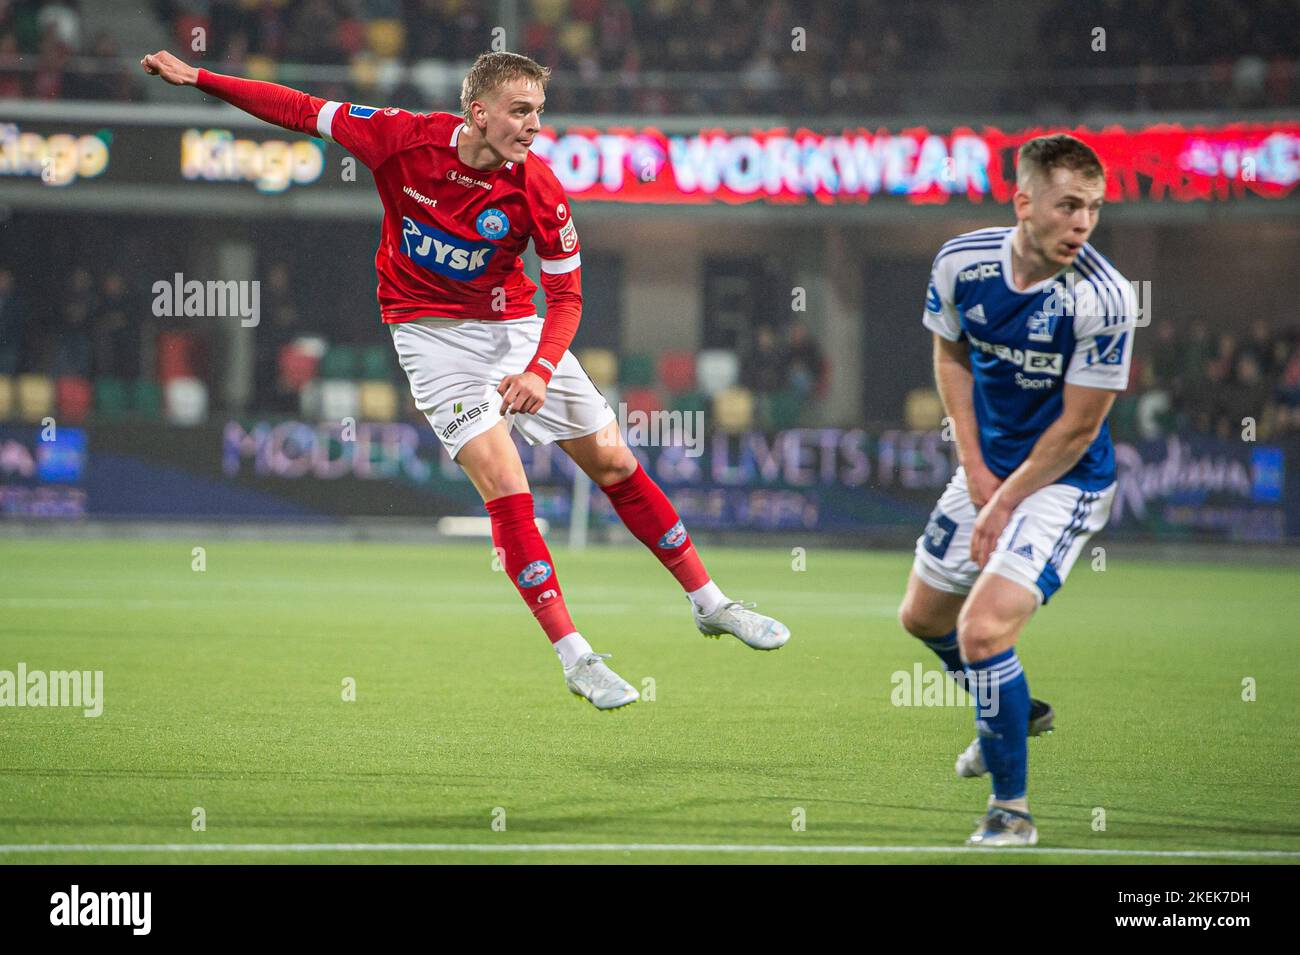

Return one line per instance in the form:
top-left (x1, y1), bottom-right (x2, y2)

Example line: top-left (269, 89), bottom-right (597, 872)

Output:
top-left (912, 466), bottom-right (1117, 606)
top-left (389, 314), bottom-right (617, 461)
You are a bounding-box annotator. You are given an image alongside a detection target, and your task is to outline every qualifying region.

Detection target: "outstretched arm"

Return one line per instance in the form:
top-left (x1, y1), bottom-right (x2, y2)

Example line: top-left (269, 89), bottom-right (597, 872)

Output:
top-left (140, 51), bottom-right (326, 137)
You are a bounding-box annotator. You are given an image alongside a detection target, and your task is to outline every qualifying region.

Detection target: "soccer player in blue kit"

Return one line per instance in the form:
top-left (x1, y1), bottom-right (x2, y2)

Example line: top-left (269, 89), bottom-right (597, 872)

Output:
top-left (897, 135), bottom-right (1137, 846)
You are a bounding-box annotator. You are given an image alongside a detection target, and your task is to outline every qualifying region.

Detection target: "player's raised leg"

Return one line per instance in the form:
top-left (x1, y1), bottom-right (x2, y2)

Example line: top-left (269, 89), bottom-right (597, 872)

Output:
top-left (557, 420), bottom-right (790, 650)
top-left (458, 421), bottom-right (637, 710)
top-left (959, 571), bottom-right (1039, 846)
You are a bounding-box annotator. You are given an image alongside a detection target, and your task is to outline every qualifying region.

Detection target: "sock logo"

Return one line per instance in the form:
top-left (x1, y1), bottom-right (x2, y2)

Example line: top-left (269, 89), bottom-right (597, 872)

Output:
top-left (536, 588), bottom-right (558, 603)
top-left (517, 560), bottom-right (553, 588)
top-left (657, 520), bottom-right (687, 549)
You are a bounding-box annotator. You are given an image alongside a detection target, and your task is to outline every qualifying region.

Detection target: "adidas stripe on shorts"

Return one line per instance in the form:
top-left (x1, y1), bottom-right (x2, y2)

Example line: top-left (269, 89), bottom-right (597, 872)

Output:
top-left (913, 466), bottom-right (1117, 605)
top-left (390, 314), bottom-right (617, 460)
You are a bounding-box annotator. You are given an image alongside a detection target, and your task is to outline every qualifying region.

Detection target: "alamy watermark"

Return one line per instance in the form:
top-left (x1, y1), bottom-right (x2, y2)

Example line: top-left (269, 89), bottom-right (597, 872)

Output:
top-left (600, 404), bottom-right (704, 457)
top-left (1041, 270), bottom-right (1152, 327)
top-left (152, 272), bottom-right (260, 327)
top-left (890, 663), bottom-right (999, 715)
top-left (0, 663), bottom-right (103, 717)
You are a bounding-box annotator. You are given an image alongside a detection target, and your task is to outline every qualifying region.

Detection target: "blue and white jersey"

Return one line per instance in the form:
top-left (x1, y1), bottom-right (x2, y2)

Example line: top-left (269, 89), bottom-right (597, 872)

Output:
top-left (922, 226), bottom-right (1135, 491)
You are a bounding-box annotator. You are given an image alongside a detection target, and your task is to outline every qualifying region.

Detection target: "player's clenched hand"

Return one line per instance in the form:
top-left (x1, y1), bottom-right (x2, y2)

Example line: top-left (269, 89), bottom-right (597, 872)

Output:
top-left (970, 491), bottom-right (1014, 568)
top-left (497, 372), bottom-right (546, 416)
top-left (139, 51), bottom-right (199, 86)
top-left (966, 461), bottom-right (1004, 510)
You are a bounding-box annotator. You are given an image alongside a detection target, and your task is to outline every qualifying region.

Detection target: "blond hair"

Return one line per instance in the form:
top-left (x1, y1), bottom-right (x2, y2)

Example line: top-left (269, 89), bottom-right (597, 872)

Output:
top-left (460, 51), bottom-right (550, 121)
top-left (1017, 134), bottom-right (1105, 188)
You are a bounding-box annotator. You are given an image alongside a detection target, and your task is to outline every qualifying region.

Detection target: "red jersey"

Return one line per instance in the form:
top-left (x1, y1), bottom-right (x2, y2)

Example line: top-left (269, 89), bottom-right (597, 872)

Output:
top-left (194, 69), bottom-right (581, 384)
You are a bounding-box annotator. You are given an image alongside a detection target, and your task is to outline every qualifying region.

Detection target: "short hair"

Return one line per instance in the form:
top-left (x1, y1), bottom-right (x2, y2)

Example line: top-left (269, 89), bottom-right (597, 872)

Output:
top-left (1016, 134), bottom-right (1104, 189)
top-left (460, 52), bottom-right (550, 121)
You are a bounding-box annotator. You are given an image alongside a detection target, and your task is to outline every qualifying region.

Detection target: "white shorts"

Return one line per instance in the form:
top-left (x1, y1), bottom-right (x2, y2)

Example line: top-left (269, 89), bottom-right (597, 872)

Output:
top-left (390, 315), bottom-right (616, 460)
top-left (912, 467), bottom-right (1116, 606)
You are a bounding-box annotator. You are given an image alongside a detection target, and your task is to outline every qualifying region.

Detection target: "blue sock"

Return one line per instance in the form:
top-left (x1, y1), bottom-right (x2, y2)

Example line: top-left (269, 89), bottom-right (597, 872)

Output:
top-left (920, 630), bottom-right (967, 690)
top-left (967, 648), bottom-right (1031, 801)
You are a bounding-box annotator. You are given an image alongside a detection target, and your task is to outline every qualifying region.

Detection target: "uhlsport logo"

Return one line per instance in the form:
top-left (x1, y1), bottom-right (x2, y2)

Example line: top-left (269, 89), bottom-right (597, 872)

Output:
top-left (657, 520), bottom-right (687, 549)
top-left (517, 560), bottom-right (553, 588)
top-left (476, 208), bottom-right (509, 240)
top-left (402, 216), bottom-right (496, 280)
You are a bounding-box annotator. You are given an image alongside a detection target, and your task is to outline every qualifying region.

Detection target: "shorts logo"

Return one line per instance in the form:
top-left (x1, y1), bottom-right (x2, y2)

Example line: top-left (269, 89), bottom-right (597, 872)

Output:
top-left (347, 104), bottom-right (380, 119)
top-left (518, 560), bottom-right (553, 588)
top-left (922, 509), bottom-right (957, 559)
top-left (476, 208), bottom-right (510, 240)
top-left (658, 520), bottom-right (687, 549)
top-left (402, 216), bottom-right (496, 280)
top-left (1012, 543), bottom-right (1035, 560)
top-left (559, 219), bottom-right (578, 253)
top-left (439, 398), bottom-right (491, 440)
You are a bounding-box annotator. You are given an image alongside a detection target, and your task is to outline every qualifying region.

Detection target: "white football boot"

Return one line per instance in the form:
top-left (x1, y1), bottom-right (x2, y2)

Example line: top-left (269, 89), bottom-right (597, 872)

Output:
top-left (564, 652), bottom-right (639, 710)
top-left (691, 597), bottom-right (790, 651)
top-left (966, 807), bottom-right (1039, 847)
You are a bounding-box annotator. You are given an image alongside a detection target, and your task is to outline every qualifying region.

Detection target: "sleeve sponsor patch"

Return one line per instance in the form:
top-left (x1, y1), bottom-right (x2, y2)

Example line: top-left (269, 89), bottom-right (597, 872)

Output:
top-left (559, 218), bottom-right (578, 252)
top-left (347, 105), bottom-right (380, 119)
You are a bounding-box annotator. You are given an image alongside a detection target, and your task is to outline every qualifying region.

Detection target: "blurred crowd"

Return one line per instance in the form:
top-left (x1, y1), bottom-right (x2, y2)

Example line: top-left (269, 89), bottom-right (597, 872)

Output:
top-left (1, 0), bottom-right (1295, 113)
top-left (0, 0), bottom-right (138, 99)
top-left (7, 259), bottom-right (1299, 439)
top-left (0, 263), bottom-right (320, 411)
top-left (1125, 319), bottom-right (1300, 441)
top-left (1019, 0), bottom-right (1300, 113)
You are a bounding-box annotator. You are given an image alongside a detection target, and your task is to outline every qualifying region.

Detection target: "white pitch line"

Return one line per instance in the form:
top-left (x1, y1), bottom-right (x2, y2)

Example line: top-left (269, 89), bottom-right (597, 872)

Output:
top-left (1, 843), bottom-right (1297, 859)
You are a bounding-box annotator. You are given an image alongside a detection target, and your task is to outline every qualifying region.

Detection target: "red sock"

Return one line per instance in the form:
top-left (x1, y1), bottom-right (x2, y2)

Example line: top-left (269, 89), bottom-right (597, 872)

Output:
top-left (485, 492), bottom-right (576, 644)
top-left (600, 464), bottom-right (710, 591)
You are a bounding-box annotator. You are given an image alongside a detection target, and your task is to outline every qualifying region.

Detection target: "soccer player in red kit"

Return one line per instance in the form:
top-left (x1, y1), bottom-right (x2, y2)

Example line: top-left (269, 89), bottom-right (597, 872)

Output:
top-left (141, 49), bottom-right (790, 709)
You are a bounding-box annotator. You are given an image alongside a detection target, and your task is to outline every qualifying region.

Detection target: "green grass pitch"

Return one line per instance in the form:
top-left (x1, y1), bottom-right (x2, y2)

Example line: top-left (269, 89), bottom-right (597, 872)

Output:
top-left (1, 537), bottom-right (1297, 865)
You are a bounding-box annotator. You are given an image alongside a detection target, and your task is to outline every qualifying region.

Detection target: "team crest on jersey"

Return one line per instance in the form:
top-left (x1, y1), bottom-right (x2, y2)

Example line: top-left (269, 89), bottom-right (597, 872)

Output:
top-left (658, 521), bottom-right (687, 549)
top-left (401, 216), bottom-right (496, 280)
top-left (517, 560), bottom-right (553, 588)
top-left (476, 208), bottom-right (510, 240)
top-left (347, 104), bottom-right (380, 119)
top-left (1026, 310), bottom-right (1060, 342)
